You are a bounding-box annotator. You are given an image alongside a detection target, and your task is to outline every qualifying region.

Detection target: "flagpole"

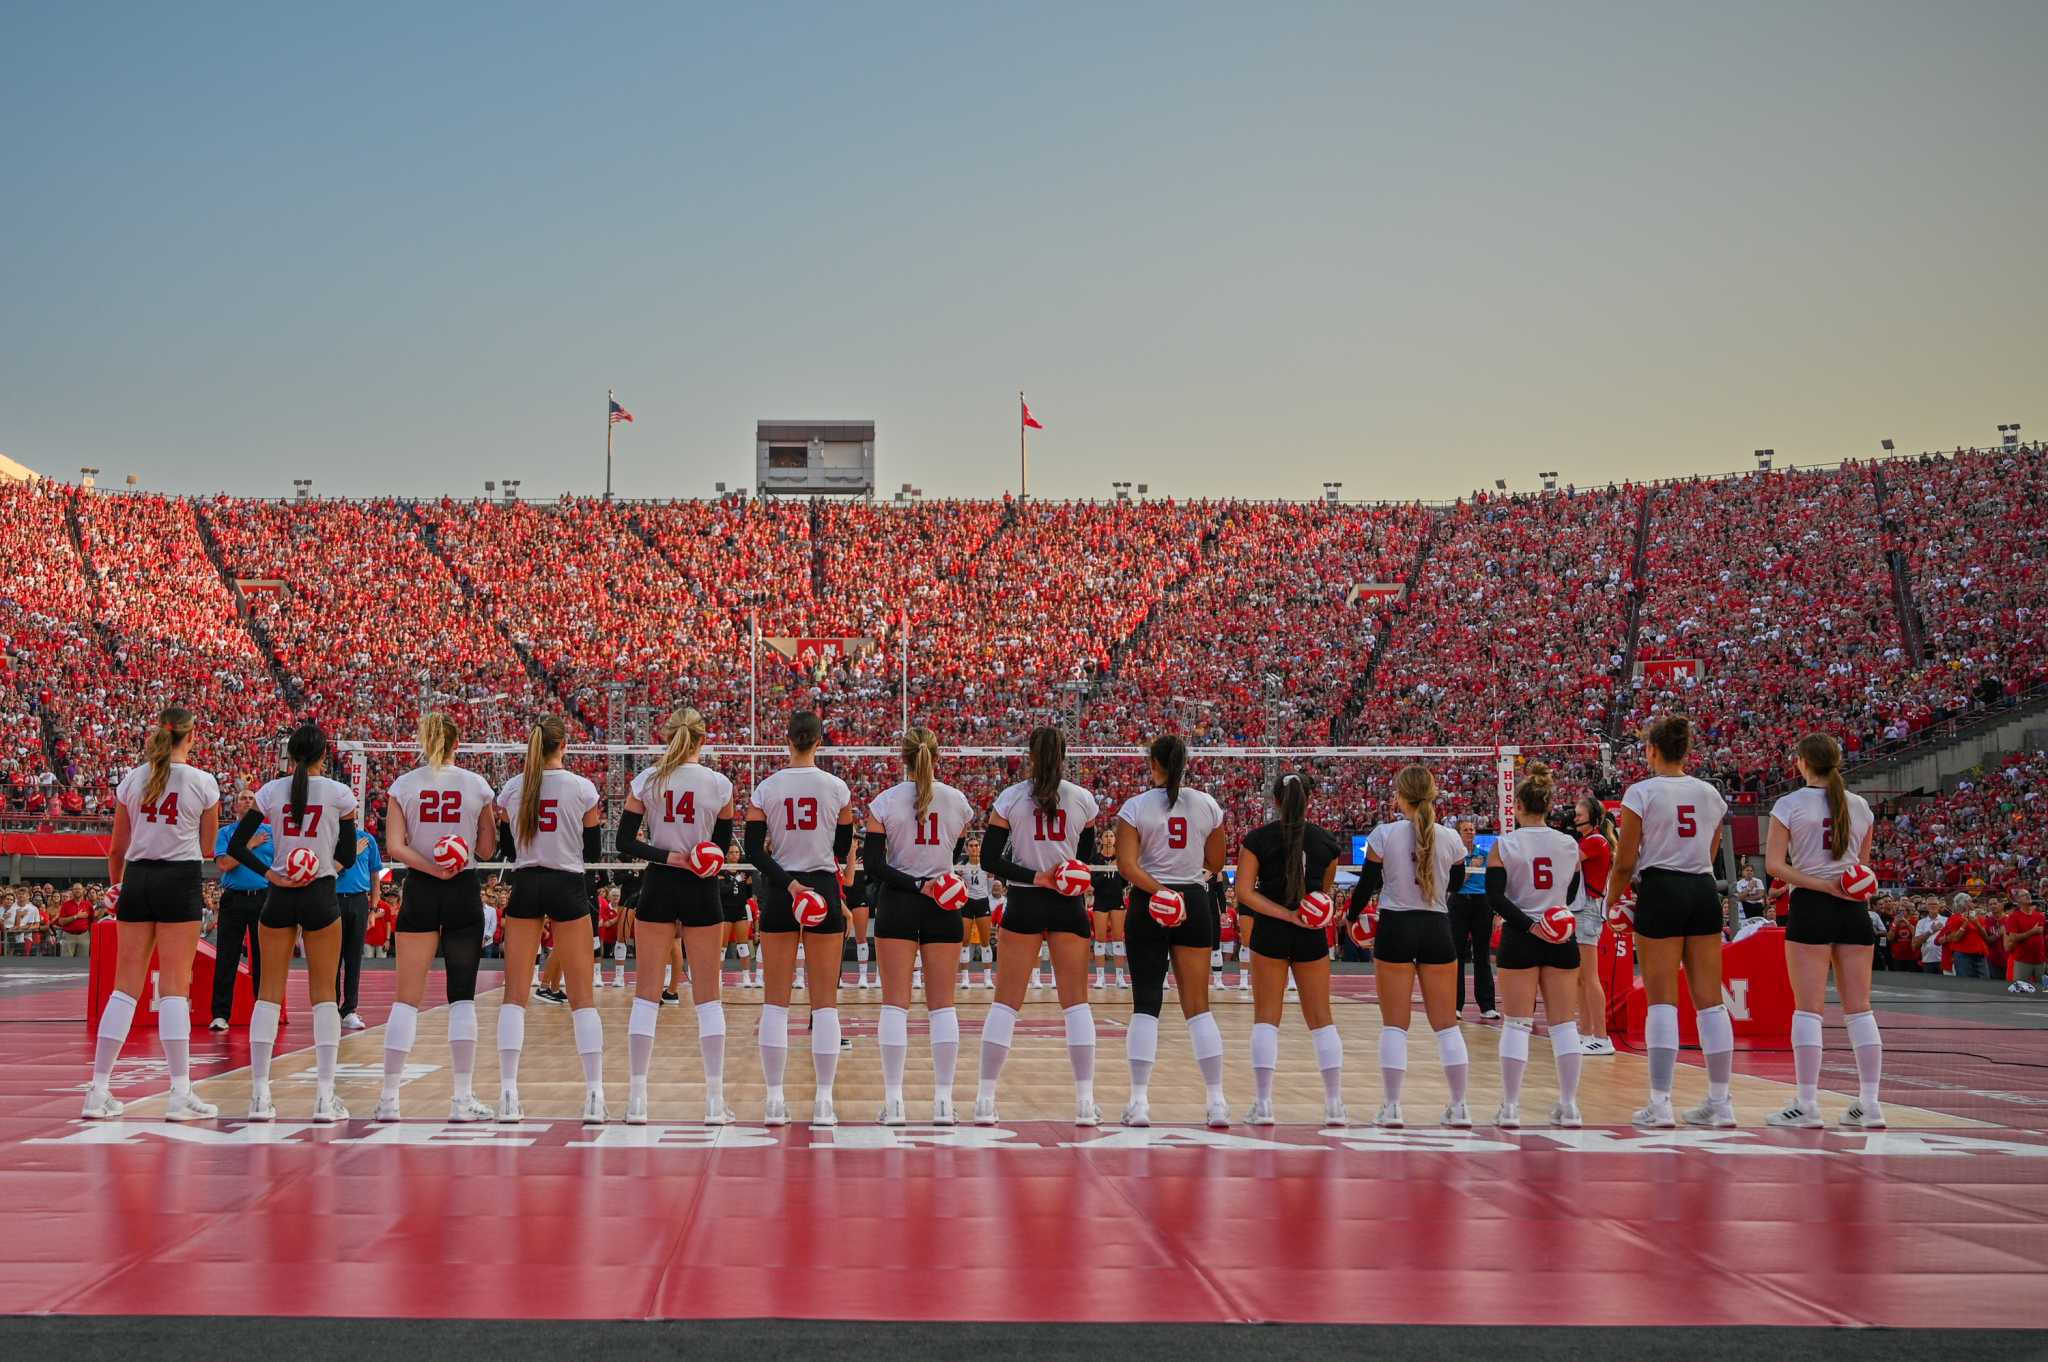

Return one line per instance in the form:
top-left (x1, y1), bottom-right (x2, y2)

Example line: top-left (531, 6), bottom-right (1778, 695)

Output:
top-left (899, 610), bottom-right (910, 737)
top-left (748, 608), bottom-right (759, 788)
top-left (605, 387), bottom-right (615, 499)
top-left (1018, 389), bottom-right (1028, 500)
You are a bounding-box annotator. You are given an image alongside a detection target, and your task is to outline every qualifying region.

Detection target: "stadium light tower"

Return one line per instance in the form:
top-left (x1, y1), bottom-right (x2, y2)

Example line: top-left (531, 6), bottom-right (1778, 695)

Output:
top-left (293, 478), bottom-right (313, 500)
top-left (79, 466), bottom-right (99, 490)
top-left (1879, 439), bottom-right (1895, 454)
top-left (1753, 449), bottom-right (1775, 472)
top-left (502, 479), bottom-right (522, 501)
top-left (1998, 423), bottom-right (2022, 449)
top-left (1322, 481), bottom-right (1343, 503)
top-left (1136, 483), bottom-right (1150, 499)
top-left (1539, 470), bottom-right (1559, 492)
top-left (1112, 480), bottom-right (1133, 502)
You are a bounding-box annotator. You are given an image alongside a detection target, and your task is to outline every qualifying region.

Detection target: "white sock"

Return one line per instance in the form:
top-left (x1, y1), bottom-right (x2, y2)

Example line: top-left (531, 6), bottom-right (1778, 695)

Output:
top-left (1435, 1025), bottom-right (1469, 1105)
top-left (760, 1003), bottom-right (789, 1095)
top-left (1064, 1002), bottom-right (1096, 1100)
top-left (696, 1000), bottom-right (726, 1087)
top-left (383, 1001), bottom-right (419, 1100)
top-left (1696, 1003), bottom-right (1734, 1103)
top-left (1250, 1021), bottom-right (1279, 1105)
top-left (1645, 1003), bottom-right (1679, 1100)
top-left (811, 1007), bottom-right (840, 1097)
top-left (1550, 1021), bottom-right (1582, 1105)
top-left (447, 1000), bottom-right (478, 1101)
top-left (573, 1006), bottom-right (603, 1091)
top-left (250, 999), bottom-right (280, 1089)
top-left (1792, 1009), bottom-right (1824, 1107)
top-left (93, 989), bottom-right (137, 1087)
top-left (1126, 1011), bottom-right (1160, 1097)
top-left (156, 994), bottom-right (192, 1098)
top-left (978, 1002), bottom-right (1017, 1101)
top-left (880, 1004), bottom-right (910, 1101)
top-left (1846, 1009), bottom-right (1882, 1106)
top-left (929, 1006), bottom-right (960, 1096)
top-left (1499, 1018), bottom-right (1532, 1107)
top-left (1310, 1023), bottom-right (1343, 1104)
top-left (1188, 1010), bottom-right (1225, 1104)
top-left (1379, 1026), bottom-right (1408, 1103)
top-left (497, 1003), bottom-right (525, 1094)
top-left (628, 996), bottom-right (659, 1085)
top-left (312, 1001), bottom-right (340, 1100)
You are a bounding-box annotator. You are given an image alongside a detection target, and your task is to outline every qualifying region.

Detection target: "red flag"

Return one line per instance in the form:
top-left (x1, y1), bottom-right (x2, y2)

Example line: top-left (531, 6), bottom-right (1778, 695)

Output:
top-left (1020, 398), bottom-right (1043, 430)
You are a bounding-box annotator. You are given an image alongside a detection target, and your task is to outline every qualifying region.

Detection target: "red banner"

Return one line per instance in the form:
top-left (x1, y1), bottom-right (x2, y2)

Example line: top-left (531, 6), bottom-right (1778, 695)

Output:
top-left (1635, 657), bottom-right (1704, 684)
top-left (762, 637), bottom-right (877, 671)
top-left (1345, 582), bottom-right (1406, 606)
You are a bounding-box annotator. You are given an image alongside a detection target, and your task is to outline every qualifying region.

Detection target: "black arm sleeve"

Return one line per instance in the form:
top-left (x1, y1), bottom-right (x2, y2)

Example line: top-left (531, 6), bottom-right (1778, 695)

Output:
top-left (1349, 860), bottom-right (1384, 914)
top-left (225, 809), bottom-right (267, 875)
top-left (833, 821), bottom-right (854, 861)
top-left (1076, 826), bottom-right (1099, 864)
top-left (744, 820), bottom-right (791, 891)
top-left (333, 818), bottom-right (359, 872)
top-left (953, 836), bottom-right (968, 861)
top-left (494, 819), bottom-right (515, 863)
top-left (1449, 864), bottom-right (1467, 897)
top-left (711, 816), bottom-right (733, 855)
top-left (1566, 870), bottom-right (1582, 905)
top-left (863, 831), bottom-right (923, 893)
top-left (979, 825), bottom-right (1039, 886)
top-left (1486, 865), bottom-right (1534, 930)
top-left (582, 824), bottom-right (603, 867)
top-left (616, 808), bottom-right (664, 865)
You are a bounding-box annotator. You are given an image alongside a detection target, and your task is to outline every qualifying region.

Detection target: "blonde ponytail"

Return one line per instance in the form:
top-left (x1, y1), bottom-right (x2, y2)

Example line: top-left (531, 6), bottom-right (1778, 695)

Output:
top-left (652, 707), bottom-right (708, 784)
top-left (902, 726), bottom-right (939, 819)
top-left (418, 711), bottom-right (459, 771)
top-left (1395, 763), bottom-right (1441, 900)
top-left (142, 707), bottom-right (194, 806)
top-left (518, 716), bottom-right (566, 845)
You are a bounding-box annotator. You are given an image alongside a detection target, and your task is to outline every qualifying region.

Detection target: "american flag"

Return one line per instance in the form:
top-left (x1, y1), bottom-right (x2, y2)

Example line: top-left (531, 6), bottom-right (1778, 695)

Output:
top-left (609, 399), bottom-right (634, 425)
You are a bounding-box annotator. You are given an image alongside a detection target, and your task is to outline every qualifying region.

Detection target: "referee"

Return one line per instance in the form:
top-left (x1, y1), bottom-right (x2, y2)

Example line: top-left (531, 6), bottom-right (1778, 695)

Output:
top-left (333, 824), bottom-right (382, 1030)
top-left (210, 789), bottom-right (271, 1031)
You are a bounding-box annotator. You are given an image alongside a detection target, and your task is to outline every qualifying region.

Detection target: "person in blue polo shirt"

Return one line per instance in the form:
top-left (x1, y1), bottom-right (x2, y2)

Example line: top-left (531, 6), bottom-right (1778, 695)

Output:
top-left (210, 788), bottom-right (272, 1030)
top-left (1452, 816), bottom-right (1500, 1020)
top-left (334, 822), bottom-right (383, 1030)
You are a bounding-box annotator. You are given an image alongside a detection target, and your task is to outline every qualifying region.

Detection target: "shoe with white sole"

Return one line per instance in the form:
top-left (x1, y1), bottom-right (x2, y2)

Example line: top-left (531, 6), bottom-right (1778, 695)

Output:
top-left (497, 1090), bottom-right (523, 1123)
top-left (209, 1017), bottom-right (229, 1033)
top-left (166, 1091), bottom-right (218, 1122)
top-left (625, 1090), bottom-right (648, 1125)
top-left (581, 1089), bottom-right (608, 1125)
top-left (1494, 1101), bottom-right (1520, 1130)
top-left (1841, 1100), bottom-right (1887, 1130)
top-left (1550, 1101), bottom-right (1583, 1129)
top-left (1075, 1098), bottom-right (1102, 1127)
top-left (1631, 1097), bottom-right (1676, 1129)
top-left (811, 1094), bottom-right (837, 1128)
top-left (1580, 1036), bottom-right (1616, 1056)
top-left (1441, 1102), bottom-right (1473, 1129)
top-left (764, 1093), bottom-right (790, 1127)
top-left (1480, 1010), bottom-right (1501, 1021)
top-left (1683, 1098), bottom-right (1737, 1129)
top-left (704, 1094), bottom-right (736, 1125)
top-left (879, 1096), bottom-right (908, 1127)
top-left (373, 1096), bottom-right (402, 1123)
top-left (1119, 1095), bottom-right (1150, 1128)
top-left (1323, 1099), bottom-right (1349, 1128)
top-left (973, 1094), bottom-right (999, 1126)
top-left (312, 1092), bottom-right (349, 1124)
top-left (449, 1095), bottom-right (495, 1123)
top-left (342, 1013), bottom-right (366, 1032)
top-left (247, 1085), bottom-right (276, 1122)
top-left (931, 1096), bottom-right (956, 1126)
top-left (81, 1087), bottom-right (124, 1120)
top-left (1767, 1101), bottom-right (1824, 1130)
top-left (1205, 1099), bottom-right (1231, 1129)
top-left (1374, 1101), bottom-right (1405, 1129)
top-left (1246, 1099), bottom-right (1276, 1127)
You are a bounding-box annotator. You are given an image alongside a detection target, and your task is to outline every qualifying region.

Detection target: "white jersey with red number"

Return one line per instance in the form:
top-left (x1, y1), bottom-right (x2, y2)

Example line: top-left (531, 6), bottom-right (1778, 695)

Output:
top-left (1366, 817), bottom-right (1468, 914)
top-left (1495, 825), bottom-right (1584, 912)
top-left (388, 764), bottom-right (496, 854)
top-left (497, 768), bottom-right (602, 873)
top-left (991, 779), bottom-right (1099, 879)
top-left (1621, 774), bottom-right (1728, 875)
top-left (1116, 785), bottom-right (1226, 883)
top-left (1770, 784), bottom-right (1875, 880)
top-left (115, 762), bottom-right (220, 861)
top-left (868, 780), bottom-right (975, 880)
top-left (750, 766), bottom-right (852, 873)
top-left (631, 761), bottom-right (735, 854)
top-left (255, 774), bottom-right (360, 880)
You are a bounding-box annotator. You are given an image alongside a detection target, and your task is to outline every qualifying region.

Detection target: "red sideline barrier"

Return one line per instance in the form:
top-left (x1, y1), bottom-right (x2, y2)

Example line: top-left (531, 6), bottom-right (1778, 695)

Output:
top-left (1619, 926), bottom-right (1794, 1045)
top-left (86, 918), bottom-right (278, 1032)
top-left (0, 830), bottom-right (114, 857)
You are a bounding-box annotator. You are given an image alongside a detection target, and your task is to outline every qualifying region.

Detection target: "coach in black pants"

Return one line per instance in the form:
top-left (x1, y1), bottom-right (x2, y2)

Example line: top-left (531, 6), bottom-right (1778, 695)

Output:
top-left (1451, 818), bottom-right (1497, 1018)
top-left (210, 791), bottom-right (272, 1028)
top-left (332, 830), bottom-right (381, 1027)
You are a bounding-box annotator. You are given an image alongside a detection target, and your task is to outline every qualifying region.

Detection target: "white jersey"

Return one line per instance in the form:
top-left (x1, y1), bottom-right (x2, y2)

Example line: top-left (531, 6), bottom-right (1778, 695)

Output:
top-left (868, 779), bottom-right (975, 880)
top-left (1494, 825), bottom-right (1584, 912)
top-left (255, 774), bottom-right (360, 880)
top-left (1621, 774), bottom-right (1728, 875)
top-left (115, 762), bottom-right (220, 861)
top-left (750, 766), bottom-right (852, 873)
top-left (1365, 818), bottom-right (1468, 914)
top-left (388, 764), bottom-right (497, 855)
top-left (1117, 785), bottom-right (1226, 883)
top-left (991, 779), bottom-right (1099, 878)
top-left (631, 761), bottom-right (735, 854)
top-left (497, 768), bottom-right (602, 873)
top-left (960, 863), bottom-right (993, 901)
top-left (1770, 784), bottom-right (1875, 880)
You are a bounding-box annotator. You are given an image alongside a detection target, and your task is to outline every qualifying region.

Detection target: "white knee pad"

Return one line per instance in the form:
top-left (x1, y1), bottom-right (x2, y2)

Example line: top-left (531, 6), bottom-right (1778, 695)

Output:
top-left (1548, 1021), bottom-right (1580, 1058)
top-left (312, 1002), bottom-right (340, 1049)
top-left (983, 1002), bottom-right (1018, 1050)
top-left (736, 942), bottom-right (752, 960)
top-left (811, 1008), bottom-right (840, 1056)
top-left (1645, 1003), bottom-right (1679, 1050)
top-left (929, 1007), bottom-right (960, 1046)
top-left (880, 1004), bottom-right (909, 1048)
top-left (1126, 1011), bottom-right (1159, 1062)
top-left (1250, 1021), bottom-right (1279, 1070)
top-left (1378, 1026), bottom-right (1408, 1071)
top-left (629, 997), bottom-right (660, 1039)
top-left (1500, 1019), bottom-right (1533, 1063)
top-left (571, 1006), bottom-right (602, 1056)
top-left (1063, 1003), bottom-right (1095, 1049)
top-left (250, 999), bottom-right (281, 1046)
top-left (385, 1001), bottom-right (419, 1054)
top-left (156, 994), bottom-right (190, 1042)
top-left (1695, 1003), bottom-right (1734, 1054)
top-left (1434, 1025), bottom-right (1467, 1068)
top-left (1187, 1010), bottom-right (1223, 1060)
top-left (1845, 1010), bottom-right (1881, 1049)
top-left (447, 1000), bottom-right (478, 1044)
top-left (99, 990), bottom-right (139, 1043)
top-left (1792, 1010), bottom-right (1824, 1048)
top-left (496, 1003), bottom-right (524, 1052)
top-left (759, 1003), bottom-right (790, 1049)
top-left (695, 1000), bottom-right (726, 1038)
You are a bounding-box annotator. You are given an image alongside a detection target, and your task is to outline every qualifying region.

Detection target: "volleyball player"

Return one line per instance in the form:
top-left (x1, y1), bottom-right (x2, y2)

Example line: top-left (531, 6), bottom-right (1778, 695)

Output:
top-left (1764, 734), bottom-right (1885, 1129)
top-left (1607, 716), bottom-right (1733, 1129)
top-left (721, 865), bottom-right (751, 991)
top-left (864, 727), bottom-right (977, 1125)
top-left (228, 723), bottom-right (360, 1122)
top-left (493, 716), bottom-right (606, 1123)
top-left (1116, 735), bottom-right (1230, 1129)
top-left (1233, 772), bottom-right (1347, 1127)
top-left (977, 725), bottom-right (1103, 1125)
top-left (744, 710), bottom-right (855, 1127)
top-left (1358, 764), bottom-right (1471, 1129)
top-left (1571, 793), bottom-right (1618, 1056)
top-left (377, 712), bottom-right (499, 1122)
top-left (615, 706), bottom-right (736, 1125)
top-left (84, 707), bottom-right (221, 1121)
top-left (1485, 763), bottom-right (1585, 1128)
top-left (959, 847), bottom-right (993, 988)
top-left (846, 837), bottom-right (874, 991)
top-left (1089, 825), bottom-right (1127, 989)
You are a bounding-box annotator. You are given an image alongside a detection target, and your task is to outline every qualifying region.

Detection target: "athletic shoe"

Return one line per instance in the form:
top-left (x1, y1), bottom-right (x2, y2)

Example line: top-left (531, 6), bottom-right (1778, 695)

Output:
top-left (1441, 1102), bottom-right (1473, 1129)
top-left (811, 1094), bottom-right (838, 1128)
top-left (534, 987), bottom-right (567, 1006)
top-left (1550, 1101), bottom-right (1583, 1129)
top-left (763, 1094), bottom-right (790, 1127)
top-left (1766, 1101), bottom-right (1824, 1129)
top-left (342, 1012), bottom-right (366, 1032)
top-left (973, 1094), bottom-right (1000, 1126)
top-left (1682, 1098), bottom-right (1737, 1129)
top-left (1032, 972), bottom-right (1047, 990)
top-left (208, 1017), bottom-right (229, 1033)
top-left (166, 1091), bottom-right (219, 1122)
top-left (80, 1087), bottom-right (124, 1120)
top-left (1076, 1099), bottom-right (1103, 1128)
top-left (1480, 1010), bottom-right (1502, 1022)
top-left (1119, 1095), bottom-right (1150, 1128)
top-left (373, 1096), bottom-right (403, 1123)
top-left (612, 967), bottom-right (626, 988)
top-left (704, 1094), bottom-right (736, 1125)
top-left (1841, 1100), bottom-right (1887, 1130)
top-left (1373, 1101), bottom-right (1405, 1129)
top-left (625, 1090), bottom-right (648, 1125)
top-left (312, 1092), bottom-right (349, 1124)
top-left (247, 1084), bottom-right (276, 1122)
top-left (931, 1096), bottom-right (956, 1126)
top-left (581, 1088), bottom-right (608, 1125)
top-left (449, 1095), bottom-right (495, 1123)
top-left (1631, 1098), bottom-right (1676, 1129)
top-left (1580, 1036), bottom-right (1616, 1056)
top-left (2009, 983), bottom-right (2025, 994)
top-left (1493, 1101), bottom-right (1520, 1130)
top-left (496, 1090), bottom-right (522, 1123)
top-left (1236, 974), bottom-right (1251, 992)
top-left (1205, 1098), bottom-right (1231, 1129)
top-left (661, 988), bottom-right (680, 1005)
top-left (1246, 1099), bottom-right (1276, 1126)
top-left (1322, 1100), bottom-right (1349, 1128)
top-left (879, 1096), bottom-right (908, 1127)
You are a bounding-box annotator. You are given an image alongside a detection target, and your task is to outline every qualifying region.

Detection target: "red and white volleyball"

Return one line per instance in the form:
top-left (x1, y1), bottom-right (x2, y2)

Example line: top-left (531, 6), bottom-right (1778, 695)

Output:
top-left (790, 885), bottom-right (829, 928)
top-left (1348, 909), bottom-right (1378, 948)
top-left (1840, 865), bottom-right (1878, 901)
top-left (432, 835), bottom-right (470, 874)
top-left (1147, 887), bottom-right (1186, 928)
top-left (685, 841), bottom-right (725, 878)
top-left (284, 848), bottom-right (320, 884)
top-left (925, 871), bottom-right (968, 911)
top-left (1051, 859), bottom-right (1092, 897)
top-left (1610, 892), bottom-right (1637, 926)
top-left (1537, 905), bottom-right (1576, 943)
top-left (1298, 891), bottom-right (1336, 929)
top-left (991, 897), bottom-right (1006, 928)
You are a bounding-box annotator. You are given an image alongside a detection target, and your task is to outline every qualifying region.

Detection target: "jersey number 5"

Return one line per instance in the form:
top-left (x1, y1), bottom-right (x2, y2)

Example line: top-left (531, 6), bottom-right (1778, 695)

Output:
top-left (1675, 806), bottom-right (1697, 838)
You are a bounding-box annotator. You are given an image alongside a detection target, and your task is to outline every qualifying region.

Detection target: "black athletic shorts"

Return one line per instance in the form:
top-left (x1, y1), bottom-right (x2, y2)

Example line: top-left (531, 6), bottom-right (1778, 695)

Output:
top-left (1785, 887), bottom-right (1877, 948)
top-left (116, 859), bottom-right (204, 925)
top-left (1248, 914), bottom-right (1330, 964)
top-left (1496, 921), bottom-right (1581, 971)
top-left (396, 869), bottom-right (484, 935)
top-left (261, 876), bottom-right (340, 932)
top-left (1126, 882), bottom-right (1216, 953)
top-left (1372, 909), bottom-right (1457, 966)
top-left (1633, 869), bottom-right (1722, 940)
top-left (722, 889), bottom-right (747, 924)
top-left (962, 897), bottom-right (991, 920)
top-left (998, 884), bottom-right (1089, 937)
top-left (636, 863), bottom-right (724, 928)
top-left (756, 869), bottom-right (844, 935)
top-left (505, 867), bottom-right (593, 923)
top-left (874, 884), bottom-right (966, 945)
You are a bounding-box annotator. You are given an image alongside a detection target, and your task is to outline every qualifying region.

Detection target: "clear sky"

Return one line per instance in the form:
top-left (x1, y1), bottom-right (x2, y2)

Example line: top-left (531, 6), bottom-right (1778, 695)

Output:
top-left (3, 1), bottom-right (2043, 503)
